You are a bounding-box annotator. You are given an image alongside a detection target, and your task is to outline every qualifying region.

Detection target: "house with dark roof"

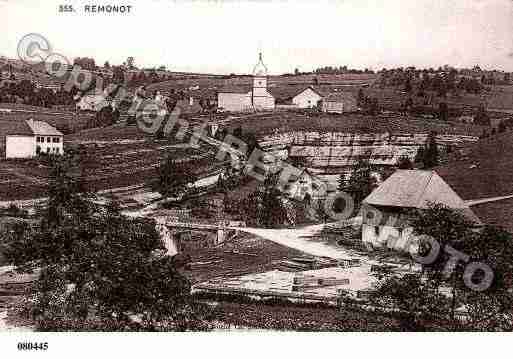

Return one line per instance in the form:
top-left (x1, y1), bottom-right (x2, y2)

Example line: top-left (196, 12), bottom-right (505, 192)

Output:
top-left (361, 170), bottom-right (481, 249)
top-left (1, 118), bottom-right (63, 158)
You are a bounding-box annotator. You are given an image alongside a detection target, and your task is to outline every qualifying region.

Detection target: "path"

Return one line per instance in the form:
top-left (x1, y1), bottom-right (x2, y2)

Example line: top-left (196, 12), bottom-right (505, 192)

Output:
top-left (231, 223), bottom-right (364, 261)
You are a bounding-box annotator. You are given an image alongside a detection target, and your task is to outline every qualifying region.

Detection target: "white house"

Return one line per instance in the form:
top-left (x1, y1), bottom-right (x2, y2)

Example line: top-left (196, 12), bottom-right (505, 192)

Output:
top-left (292, 86), bottom-right (324, 109)
top-left (361, 170), bottom-right (481, 251)
top-left (282, 168), bottom-right (329, 201)
top-left (218, 53), bottom-right (275, 112)
top-left (2, 119), bottom-right (64, 159)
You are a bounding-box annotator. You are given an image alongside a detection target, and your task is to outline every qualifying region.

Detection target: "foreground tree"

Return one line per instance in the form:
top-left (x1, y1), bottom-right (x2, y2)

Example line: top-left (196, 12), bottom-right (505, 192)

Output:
top-left (372, 203), bottom-right (513, 331)
top-left (3, 153), bottom-right (204, 330)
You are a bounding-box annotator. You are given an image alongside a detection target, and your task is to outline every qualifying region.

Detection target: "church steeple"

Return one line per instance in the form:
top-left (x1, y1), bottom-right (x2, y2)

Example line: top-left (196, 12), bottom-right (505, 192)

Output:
top-left (253, 52), bottom-right (268, 77)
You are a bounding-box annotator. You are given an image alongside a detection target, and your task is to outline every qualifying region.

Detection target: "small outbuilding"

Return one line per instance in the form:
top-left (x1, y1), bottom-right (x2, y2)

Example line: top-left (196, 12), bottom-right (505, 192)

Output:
top-left (321, 92), bottom-right (357, 114)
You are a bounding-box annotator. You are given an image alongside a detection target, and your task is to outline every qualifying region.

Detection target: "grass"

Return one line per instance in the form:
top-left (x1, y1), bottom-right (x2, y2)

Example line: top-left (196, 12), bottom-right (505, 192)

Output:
top-left (223, 111), bottom-right (485, 137)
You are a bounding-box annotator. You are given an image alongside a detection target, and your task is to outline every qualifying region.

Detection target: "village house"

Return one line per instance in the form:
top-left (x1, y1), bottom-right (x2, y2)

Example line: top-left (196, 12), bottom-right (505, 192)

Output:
top-left (217, 53), bottom-right (275, 112)
top-left (291, 86), bottom-right (324, 109)
top-left (321, 92), bottom-right (358, 114)
top-left (1, 118), bottom-right (64, 159)
top-left (361, 170), bottom-right (481, 250)
top-left (282, 167), bottom-right (330, 201)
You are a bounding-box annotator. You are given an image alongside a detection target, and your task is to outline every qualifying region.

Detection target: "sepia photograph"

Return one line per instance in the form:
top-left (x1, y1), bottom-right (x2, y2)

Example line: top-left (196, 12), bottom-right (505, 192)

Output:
top-left (0, 0), bottom-right (512, 357)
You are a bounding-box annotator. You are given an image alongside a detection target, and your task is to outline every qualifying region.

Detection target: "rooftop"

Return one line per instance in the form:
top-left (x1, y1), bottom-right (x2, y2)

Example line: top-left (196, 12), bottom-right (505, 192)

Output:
top-left (364, 170), bottom-right (471, 210)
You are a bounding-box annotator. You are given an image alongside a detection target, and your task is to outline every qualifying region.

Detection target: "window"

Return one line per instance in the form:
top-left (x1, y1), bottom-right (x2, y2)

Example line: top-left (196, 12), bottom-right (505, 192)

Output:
top-left (374, 226), bottom-right (380, 236)
top-left (47, 137), bottom-right (51, 143)
top-left (52, 137), bottom-right (60, 143)
top-left (55, 148), bottom-right (60, 154)
top-left (36, 146), bottom-right (41, 154)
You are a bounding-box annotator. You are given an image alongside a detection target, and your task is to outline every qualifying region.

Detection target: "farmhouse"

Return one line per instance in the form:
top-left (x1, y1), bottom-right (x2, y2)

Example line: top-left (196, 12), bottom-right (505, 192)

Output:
top-left (321, 92), bottom-right (357, 114)
top-left (1, 119), bottom-right (63, 159)
top-left (291, 86), bottom-right (324, 109)
top-left (361, 170), bottom-right (481, 249)
top-left (283, 168), bottom-right (329, 201)
top-left (217, 53), bottom-right (275, 112)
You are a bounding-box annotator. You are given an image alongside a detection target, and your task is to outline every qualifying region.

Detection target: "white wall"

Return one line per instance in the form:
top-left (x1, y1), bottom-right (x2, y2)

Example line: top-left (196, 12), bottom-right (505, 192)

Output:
top-left (35, 135), bottom-right (64, 155)
top-left (362, 224), bottom-right (417, 252)
top-left (218, 92), bottom-right (252, 112)
top-left (253, 90), bottom-right (275, 111)
top-left (322, 101), bottom-right (344, 114)
top-left (5, 135), bottom-right (35, 158)
top-left (293, 88), bottom-right (322, 108)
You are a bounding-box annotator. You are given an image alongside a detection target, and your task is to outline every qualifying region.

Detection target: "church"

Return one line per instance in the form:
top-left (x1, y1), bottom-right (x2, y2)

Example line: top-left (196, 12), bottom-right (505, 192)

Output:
top-left (217, 53), bottom-right (275, 112)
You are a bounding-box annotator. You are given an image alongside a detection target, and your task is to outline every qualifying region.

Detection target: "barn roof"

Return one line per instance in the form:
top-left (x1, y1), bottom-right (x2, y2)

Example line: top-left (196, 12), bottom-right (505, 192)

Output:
top-left (323, 91), bottom-right (357, 102)
top-left (364, 169), bottom-right (481, 224)
top-left (0, 119), bottom-right (33, 136)
top-left (365, 170), bottom-right (469, 208)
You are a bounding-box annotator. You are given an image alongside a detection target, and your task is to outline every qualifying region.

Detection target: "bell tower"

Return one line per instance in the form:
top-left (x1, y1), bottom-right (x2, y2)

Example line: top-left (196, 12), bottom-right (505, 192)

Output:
top-left (252, 52), bottom-right (268, 100)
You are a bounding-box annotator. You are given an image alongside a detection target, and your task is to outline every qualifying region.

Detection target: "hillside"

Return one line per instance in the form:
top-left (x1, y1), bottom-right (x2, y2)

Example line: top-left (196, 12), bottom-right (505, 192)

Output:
top-left (0, 123), bottom-right (226, 201)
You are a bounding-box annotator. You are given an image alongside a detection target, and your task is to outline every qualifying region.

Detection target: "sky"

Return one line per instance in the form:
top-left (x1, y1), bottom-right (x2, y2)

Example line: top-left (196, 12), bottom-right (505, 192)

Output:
top-left (1, 0), bottom-right (513, 74)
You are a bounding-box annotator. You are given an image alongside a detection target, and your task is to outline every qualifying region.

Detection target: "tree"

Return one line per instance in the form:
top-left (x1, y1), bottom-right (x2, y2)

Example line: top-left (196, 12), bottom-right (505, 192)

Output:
top-left (244, 172), bottom-right (288, 228)
top-left (474, 104), bottom-right (490, 126)
top-left (3, 153), bottom-right (199, 330)
top-left (397, 155), bottom-right (414, 169)
top-left (422, 133), bottom-right (439, 169)
top-left (94, 104), bottom-right (116, 127)
top-left (357, 88), bottom-right (365, 107)
top-left (457, 226), bottom-right (513, 330)
top-left (338, 158), bottom-right (378, 210)
top-left (371, 273), bottom-right (447, 330)
top-left (404, 78), bottom-right (412, 93)
top-left (438, 102), bottom-right (449, 122)
top-left (153, 156), bottom-right (197, 200)
top-left (371, 203), bottom-right (505, 330)
top-left (112, 66), bottom-right (126, 85)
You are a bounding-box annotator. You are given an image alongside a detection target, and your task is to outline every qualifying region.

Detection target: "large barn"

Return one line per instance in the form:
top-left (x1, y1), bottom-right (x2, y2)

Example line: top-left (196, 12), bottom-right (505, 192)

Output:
top-left (361, 170), bottom-right (481, 250)
top-left (217, 53), bottom-right (275, 112)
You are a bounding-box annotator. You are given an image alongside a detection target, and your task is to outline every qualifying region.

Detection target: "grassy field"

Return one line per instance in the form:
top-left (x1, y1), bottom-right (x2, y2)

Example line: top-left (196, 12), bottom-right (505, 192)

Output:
top-left (0, 103), bottom-right (94, 134)
top-left (222, 111), bottom-right (485, 137)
